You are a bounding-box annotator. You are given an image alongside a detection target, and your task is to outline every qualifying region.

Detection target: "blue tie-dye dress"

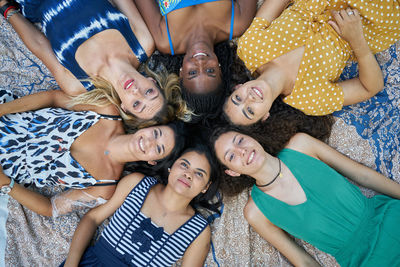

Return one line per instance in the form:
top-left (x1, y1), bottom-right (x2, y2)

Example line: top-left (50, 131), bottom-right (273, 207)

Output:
top-left (16, 0), bottom-right (148, 90)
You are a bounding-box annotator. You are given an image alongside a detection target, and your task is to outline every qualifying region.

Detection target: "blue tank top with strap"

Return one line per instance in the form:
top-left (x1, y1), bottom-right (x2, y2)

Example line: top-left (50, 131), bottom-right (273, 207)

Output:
top-left (18, 0), bottom-right (148, 90)
top-left (158, 0), bottom-right (235, 55)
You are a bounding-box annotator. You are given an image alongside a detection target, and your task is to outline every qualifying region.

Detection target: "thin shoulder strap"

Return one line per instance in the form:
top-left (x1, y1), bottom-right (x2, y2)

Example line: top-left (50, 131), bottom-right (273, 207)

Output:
top-left (98, 114), bottom-right (122, 121)
top-left (165, 14), bottom-right (175, 55)
top-left (229, 0), bottom-right (235, 40)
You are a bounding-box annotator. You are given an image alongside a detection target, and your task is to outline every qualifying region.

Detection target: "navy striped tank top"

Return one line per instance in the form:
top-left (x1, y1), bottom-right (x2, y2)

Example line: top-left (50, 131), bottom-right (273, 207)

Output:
top-left (98, 176), bottom-right (208, 266)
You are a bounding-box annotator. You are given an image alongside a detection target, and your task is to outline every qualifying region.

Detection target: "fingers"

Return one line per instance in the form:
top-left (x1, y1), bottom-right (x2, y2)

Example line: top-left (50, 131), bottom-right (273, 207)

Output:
top-left (327, 20), bottom-right (341, 35)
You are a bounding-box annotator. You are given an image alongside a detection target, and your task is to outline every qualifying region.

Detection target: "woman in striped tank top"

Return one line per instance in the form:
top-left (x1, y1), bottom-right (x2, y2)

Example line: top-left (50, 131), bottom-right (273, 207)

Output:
top-left (63, 143), bottom-right (221, 266)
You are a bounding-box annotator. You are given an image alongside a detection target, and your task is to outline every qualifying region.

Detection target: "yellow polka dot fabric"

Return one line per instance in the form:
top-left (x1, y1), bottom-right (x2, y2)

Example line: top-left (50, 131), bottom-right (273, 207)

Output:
top-left (237, 0), bottom-right (400, 115)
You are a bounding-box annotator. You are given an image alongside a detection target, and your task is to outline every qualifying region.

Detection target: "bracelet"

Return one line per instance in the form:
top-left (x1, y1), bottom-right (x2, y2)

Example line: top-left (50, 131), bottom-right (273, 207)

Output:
top-left (6, 8), bottom-right (18, 21)
top-left (0, 0), bottom-right (20, 19)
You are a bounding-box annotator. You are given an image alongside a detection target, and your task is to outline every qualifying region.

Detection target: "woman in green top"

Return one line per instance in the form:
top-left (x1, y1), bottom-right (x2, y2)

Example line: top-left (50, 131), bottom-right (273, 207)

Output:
top-left (212, 128), bottom-right (400, 266)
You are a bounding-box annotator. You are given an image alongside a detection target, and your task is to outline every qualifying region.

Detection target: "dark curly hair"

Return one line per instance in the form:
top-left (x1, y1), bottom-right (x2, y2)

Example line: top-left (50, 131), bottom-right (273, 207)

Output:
top-left (211, 100), bottom-right (335, 196)
top-left (149, 41), bottom-right (251, 126)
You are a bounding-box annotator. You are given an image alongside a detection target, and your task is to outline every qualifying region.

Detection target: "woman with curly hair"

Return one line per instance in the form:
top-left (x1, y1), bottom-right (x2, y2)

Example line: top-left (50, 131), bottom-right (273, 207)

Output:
top-left (1, 0), bottom-right (185, 125)
top-left (134, 0), bottom-right (257, 122)
top-left (224, 0), bottom-right (400, 125)
top-left (212, 128), bottom-right (400, 266)
top-left (214, 99), bottom-right (334, 195)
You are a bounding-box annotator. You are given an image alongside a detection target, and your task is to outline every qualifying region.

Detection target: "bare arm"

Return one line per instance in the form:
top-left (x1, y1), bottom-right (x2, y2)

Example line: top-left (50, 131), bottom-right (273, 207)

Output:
top-left (329, 9), bottom-right (384, 105)
top-left (181, 226), bottom-right (211, 267)
top-left (133, 0), bottom-right (167, 51)
top-left (232, 0), bottom-right (257, 36)
top-left (0, 168), bottom-right (53, 216)
top-left (244, 198), bottom-right (320, 267)
top-left (111, 0), bottom-right (155, 57)
top-left (288, 133), bottom-right (400, 199)
top-left (0, 166), bottom-right (117, 216)
top-left (3, 6), bottom-right (86, 95)
top-left (0, 90), bottom-right (71, 116)
top-left (64, 173), bottom-right (145, 266)
top-left (255, 0), bottom-right (291, 23)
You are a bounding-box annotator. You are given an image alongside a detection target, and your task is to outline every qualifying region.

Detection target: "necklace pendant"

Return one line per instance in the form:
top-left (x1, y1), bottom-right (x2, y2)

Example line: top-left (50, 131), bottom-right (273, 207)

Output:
top-left (104, 150), bottom-right (110, 155)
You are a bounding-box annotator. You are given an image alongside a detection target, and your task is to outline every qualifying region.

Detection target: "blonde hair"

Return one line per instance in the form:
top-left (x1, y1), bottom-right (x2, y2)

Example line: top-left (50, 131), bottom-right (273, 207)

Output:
top-left (67, 64), bottom-right (193, 131)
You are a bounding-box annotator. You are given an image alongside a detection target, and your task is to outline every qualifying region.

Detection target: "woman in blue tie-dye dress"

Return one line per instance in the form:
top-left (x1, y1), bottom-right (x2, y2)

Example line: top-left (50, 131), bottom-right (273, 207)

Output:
top-left (0, 0), bottom-right (186, 126)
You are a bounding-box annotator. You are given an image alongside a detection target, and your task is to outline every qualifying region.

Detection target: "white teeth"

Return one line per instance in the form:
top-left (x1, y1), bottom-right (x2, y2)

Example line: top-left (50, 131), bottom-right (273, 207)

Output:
top-left (126, 81), bottom-right (133, 89)
top-left (252, 87), bottom-right (262, 98)
top-left (248, 151), bottom-right (255, 164)
top-left (139, 137), bottom-right (145, 152)
top-left (193, 52), bottom-right (207, 58)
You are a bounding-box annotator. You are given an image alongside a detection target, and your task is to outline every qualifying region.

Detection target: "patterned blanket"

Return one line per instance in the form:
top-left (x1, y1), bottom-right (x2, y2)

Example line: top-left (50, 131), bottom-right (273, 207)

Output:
top-left (1, 8), bottom-right (399, 267)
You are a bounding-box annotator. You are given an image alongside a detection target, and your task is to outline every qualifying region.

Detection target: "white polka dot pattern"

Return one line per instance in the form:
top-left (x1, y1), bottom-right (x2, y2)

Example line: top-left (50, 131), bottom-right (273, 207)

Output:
top-left (237, 0), bottom-right (400, 115)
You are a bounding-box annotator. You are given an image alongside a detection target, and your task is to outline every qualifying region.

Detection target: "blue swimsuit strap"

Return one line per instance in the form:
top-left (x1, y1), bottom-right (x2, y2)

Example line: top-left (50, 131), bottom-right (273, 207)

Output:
top-left (165, 0), bottom-right (235, 55)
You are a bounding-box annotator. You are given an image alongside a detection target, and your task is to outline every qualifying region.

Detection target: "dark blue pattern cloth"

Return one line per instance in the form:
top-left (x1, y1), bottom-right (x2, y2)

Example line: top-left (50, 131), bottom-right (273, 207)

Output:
top-left (335, 41), bottom-right (400, 180)
top-left (63, 176), bottom-right (209, 266)
top-left (16, 0), bottom-right (148, 90)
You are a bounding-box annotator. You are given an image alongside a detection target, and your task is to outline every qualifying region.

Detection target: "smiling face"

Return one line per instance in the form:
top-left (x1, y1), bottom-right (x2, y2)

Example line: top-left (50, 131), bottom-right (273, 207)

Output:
top-left (130, 125), bottom-right (175, 161)
top-left (181, 43), bottom-right (222, 94)
top-left (168, 151), bottom-right (211, 198)
top-left (118, 73), bottom-right (165, 120)
top-left (214, 131), bottom-right (266, 176)
top-left (223, 80), bottom-right (273, 126)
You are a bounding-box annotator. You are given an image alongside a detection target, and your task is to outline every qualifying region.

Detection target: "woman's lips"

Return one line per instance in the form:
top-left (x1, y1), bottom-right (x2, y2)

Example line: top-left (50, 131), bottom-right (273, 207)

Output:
top-left (124, 79), bottom-right (134, 90)
top-left (178, 178), bottom-right (191, 188)
top-left (138, 137), bottom-right (145, 153)
top-left (192, 52), bottom-right (208, 58)
top-left (247, 150), bottom-right (255, 165)
top-left (251, 87), bottom-right (263, 100)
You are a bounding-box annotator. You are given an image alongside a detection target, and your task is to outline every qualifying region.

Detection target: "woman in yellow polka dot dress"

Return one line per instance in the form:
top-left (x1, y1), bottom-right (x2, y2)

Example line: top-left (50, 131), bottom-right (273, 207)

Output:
top-left (224, 0), bottom-right (400, 125)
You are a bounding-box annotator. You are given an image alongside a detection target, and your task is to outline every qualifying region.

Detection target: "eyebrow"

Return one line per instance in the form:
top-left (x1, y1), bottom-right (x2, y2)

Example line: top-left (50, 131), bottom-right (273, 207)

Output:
top-left (182, 158), bottom-right (208, 175)
top-left (242, 109), bottom-right (252, 120)
top-left (230, 96), bottom-right (239, 106)
top-left (188, 74), bottom-right (217, 80)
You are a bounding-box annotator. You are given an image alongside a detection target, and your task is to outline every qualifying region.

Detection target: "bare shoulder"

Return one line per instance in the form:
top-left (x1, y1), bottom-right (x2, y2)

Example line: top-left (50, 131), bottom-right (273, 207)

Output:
top-left (285, 133), bottom-right (317, 155)
top-left (232, 0), bottom-right (257, 36)
top-left (118, 172), bottom-right (146, 190)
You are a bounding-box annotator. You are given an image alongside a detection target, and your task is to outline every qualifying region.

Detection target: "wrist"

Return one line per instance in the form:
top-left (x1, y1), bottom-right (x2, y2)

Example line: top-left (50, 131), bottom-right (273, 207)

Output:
top-left (0, 0), bottom-right (20, 19)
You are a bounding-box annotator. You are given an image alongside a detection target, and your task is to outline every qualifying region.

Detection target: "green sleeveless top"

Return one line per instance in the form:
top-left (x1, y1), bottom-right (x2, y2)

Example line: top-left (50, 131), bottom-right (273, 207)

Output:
top-left (252, 148), bottom-right (400, 266)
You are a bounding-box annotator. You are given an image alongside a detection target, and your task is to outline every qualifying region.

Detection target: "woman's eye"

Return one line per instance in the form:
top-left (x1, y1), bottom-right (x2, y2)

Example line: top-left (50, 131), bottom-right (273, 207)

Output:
top-left (133, 101), bottom-right (140, 108)
top-left (235, 95), bottom-right (242, 102)
top-left (206, 68), bottom-right (215, 73)
top-left (247, 107), bottom-right (254, 115)
top-left (196, 172), bottom-right (203, 177)
top-left (180, 162), bottom-right (188, 168)
top-left (145, 88), bottom-right (154, 95)
top-left (229, 153), bottom-right (234, 162)
top-left (156, 145), bottom-right (162, 154)
top-left (153, 129), bottom-right (158, 139)
top-left (189, 70), bottom-right (197, 76)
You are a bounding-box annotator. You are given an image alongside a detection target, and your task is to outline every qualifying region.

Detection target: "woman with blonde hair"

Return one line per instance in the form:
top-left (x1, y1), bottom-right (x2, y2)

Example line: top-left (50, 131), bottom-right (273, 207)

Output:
top-left (0, 0), bottom-right (187, 125)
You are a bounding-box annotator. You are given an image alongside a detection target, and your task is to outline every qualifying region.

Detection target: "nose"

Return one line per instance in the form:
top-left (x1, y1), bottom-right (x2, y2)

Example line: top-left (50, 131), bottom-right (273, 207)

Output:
top-left (146, 135), bottom-right (157, 150)
top-left (130, 83), bottom-right (140, 95)
top-left (235, 146), bottom-right (247, 158)
top-left (184, 171), bottom-right (192, 180)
